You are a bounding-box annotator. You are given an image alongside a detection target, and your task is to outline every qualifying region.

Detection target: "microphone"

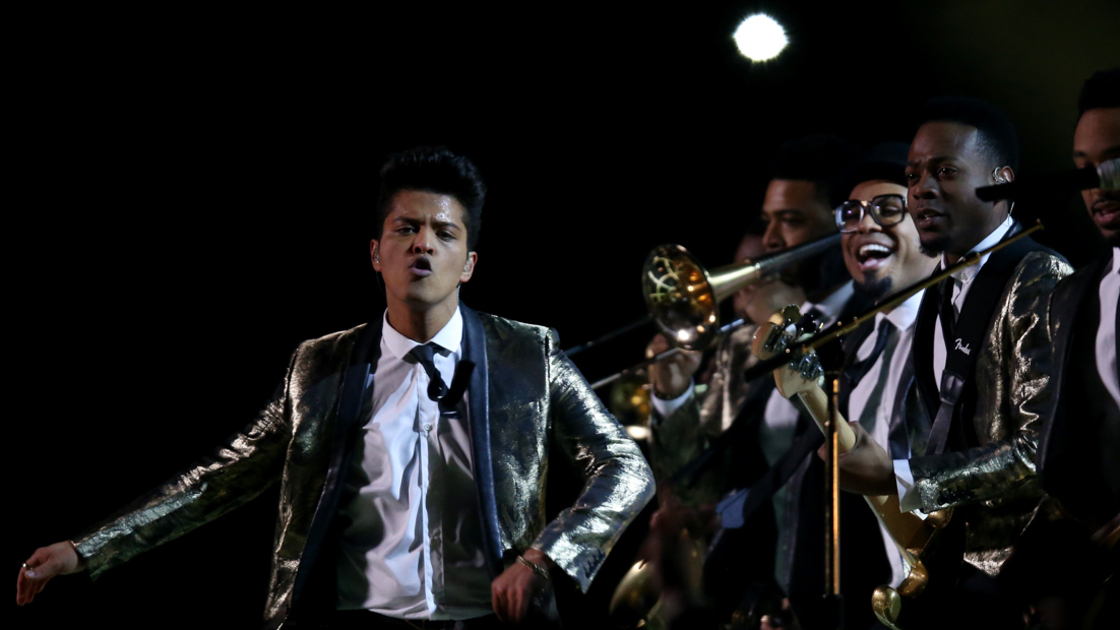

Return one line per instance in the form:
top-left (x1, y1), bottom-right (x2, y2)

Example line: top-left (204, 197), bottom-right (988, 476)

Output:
top-left (976, 158), bottom-right (1119, 201)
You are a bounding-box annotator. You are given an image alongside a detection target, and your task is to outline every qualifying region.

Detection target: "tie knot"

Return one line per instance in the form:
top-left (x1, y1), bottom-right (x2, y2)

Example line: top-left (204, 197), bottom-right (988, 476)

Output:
top-left (409, 343), bottom-right (438, 364)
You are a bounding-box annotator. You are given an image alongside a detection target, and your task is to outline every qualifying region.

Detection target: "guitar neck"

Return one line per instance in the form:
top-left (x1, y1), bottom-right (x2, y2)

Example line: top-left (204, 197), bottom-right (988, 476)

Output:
top-left (794, 387), bottom-right (925, 552)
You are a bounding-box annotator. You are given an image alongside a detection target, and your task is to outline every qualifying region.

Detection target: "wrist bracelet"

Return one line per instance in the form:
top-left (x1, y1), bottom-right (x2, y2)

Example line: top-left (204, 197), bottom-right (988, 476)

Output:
top-left (516, 555), bottom-right (550, 581)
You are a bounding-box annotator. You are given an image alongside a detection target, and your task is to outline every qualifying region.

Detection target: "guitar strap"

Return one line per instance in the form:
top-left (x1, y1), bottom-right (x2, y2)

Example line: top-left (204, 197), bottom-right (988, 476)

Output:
top-left (924, 235), bottom-right (1046, 454)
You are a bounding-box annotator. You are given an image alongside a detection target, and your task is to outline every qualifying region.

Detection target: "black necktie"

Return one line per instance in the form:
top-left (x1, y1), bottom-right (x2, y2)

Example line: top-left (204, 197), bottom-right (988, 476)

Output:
top-left (408, 343), bottom-right (449, 401)
top-left (846, 318), bottom-right (894, 386)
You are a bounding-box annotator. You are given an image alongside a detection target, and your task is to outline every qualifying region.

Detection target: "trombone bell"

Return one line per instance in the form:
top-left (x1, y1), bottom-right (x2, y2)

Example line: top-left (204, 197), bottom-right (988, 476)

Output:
top-left (642, 244), bottom-right (765, 351)
top-left (641, 234), bottom-right (841, 351)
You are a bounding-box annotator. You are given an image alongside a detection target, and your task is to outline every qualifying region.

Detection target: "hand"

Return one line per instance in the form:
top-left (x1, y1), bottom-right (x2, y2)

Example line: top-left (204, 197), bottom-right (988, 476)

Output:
top-left (16, 541), bottom-right (86, 606)
top-left (646, 334), bottom-right (702, 399)
top-left (491, 548), bottom-right (551, 625)
top-left (739, 279), bottom-right (806, 326)
top-left (816, 421), bottom-right (896, 496)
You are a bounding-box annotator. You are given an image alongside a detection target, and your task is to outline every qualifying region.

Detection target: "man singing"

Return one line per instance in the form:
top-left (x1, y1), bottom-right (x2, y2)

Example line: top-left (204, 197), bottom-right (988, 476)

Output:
top-left (783, 142), bottom-right (940, 629)
top-left (832, 98), bottom-right (1071, 627)
top-left (16, 146), bottom-right (655, 629)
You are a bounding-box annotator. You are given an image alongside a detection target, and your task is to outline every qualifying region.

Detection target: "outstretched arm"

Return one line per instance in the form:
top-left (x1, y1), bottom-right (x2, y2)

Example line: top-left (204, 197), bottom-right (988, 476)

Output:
top-left (14, 346), bottom-right (302, 606)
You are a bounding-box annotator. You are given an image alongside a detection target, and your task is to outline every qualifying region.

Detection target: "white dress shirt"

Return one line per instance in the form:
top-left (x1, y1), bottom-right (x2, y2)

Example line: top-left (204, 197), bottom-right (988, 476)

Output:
top-left (846, 290), bottom-right (924, 587)
top-left (336, 308), bottom-right (492, 620)
top-left (651, 280), bottom-right (856, 590)
top-left (1097, 248), bottom-right (1120, 410)
top-left (895, 216), bottom-right (1014, 511)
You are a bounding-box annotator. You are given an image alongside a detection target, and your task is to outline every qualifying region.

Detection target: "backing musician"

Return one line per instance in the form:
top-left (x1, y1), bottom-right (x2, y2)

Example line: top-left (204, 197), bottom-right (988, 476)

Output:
top-left (645, 134), bottom-right (873, 626)
top-left (831, 98), bottom-right (1072, 628)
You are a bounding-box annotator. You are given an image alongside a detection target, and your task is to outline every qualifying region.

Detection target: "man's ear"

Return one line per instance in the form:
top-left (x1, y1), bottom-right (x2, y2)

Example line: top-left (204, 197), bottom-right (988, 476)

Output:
top-left (460, 251), bottom-right (478, 283)
top-left (994, 165), bottom-right (1015, 184)
top-left (370, 239), bottom-right (381, 272)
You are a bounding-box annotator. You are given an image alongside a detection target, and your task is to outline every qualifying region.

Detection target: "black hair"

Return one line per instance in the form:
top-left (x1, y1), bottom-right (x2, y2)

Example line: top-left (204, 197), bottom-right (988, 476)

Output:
top-left (375, 146), bottom-right (486, 250)
top-left (917, 96), bottom-right (1019, 171)
top-left (769, 134), bottom-right (862, 205)
top-left (829, 141), bottom-right (910, 208)
top-left (1078, 67), bottom-right (1120, 120)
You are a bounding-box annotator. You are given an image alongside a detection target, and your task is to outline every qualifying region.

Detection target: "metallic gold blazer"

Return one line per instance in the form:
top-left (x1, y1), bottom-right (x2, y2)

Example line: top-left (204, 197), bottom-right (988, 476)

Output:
top-left (72, 305), bottom-right (654, 627)
top-left (910, 242), bottom-right (1071, 576)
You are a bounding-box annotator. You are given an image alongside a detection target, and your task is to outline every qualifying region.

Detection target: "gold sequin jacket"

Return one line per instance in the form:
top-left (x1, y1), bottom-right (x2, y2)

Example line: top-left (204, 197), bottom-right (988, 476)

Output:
top-left (910, 240), bottom-right (1071, 576)
top-left (71, 305), bottom-right (654, 627)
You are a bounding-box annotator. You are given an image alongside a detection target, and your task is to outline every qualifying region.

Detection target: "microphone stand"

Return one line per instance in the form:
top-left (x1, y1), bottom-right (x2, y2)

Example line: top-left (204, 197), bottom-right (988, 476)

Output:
top-left (738, 221), bottom-right (1043, 629)
top-left (740, 222), bottom-right (1045, 386)
top-left (818, 338), bottom-right (846, 629)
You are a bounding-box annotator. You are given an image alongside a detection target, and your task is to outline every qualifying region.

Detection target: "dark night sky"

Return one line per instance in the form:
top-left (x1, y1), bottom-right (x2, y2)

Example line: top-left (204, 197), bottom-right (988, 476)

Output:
top-left (11, 2), bottom-right (1119, 628)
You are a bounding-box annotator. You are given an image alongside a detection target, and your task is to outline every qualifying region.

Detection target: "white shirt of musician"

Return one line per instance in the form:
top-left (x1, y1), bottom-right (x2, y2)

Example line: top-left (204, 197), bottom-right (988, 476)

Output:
top-left (1098, 248), bottom-right (1120, 410)
top-left (894, 216), bottom-right (1014, 511)
top-left (847, 290), bottom-right (924, 588)
top-left (652, 281), bottom-right (855, 592)
top-left (336, 308), bottom-right (492, 620)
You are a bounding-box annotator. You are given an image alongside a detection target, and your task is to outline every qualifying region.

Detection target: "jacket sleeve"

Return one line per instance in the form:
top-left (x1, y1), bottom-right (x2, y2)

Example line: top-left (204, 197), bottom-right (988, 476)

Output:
top-left (909, 253), bottom-right (1072, 511)
top-left (72, 349), bottom-right (300, 579)
top-left (531, 329), bottom-right (655, 592)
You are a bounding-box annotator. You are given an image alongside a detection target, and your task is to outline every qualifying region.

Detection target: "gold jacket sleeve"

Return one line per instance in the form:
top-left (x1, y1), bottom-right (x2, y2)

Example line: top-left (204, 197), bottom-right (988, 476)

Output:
top-left (908, 251), bottom-right (1072, 574)
top-left (648, 325), bottom-right (758, 505)
top-left (532, 329), bottom-right (655, 592)
top-left (71, 348), bottom-right (300, 579)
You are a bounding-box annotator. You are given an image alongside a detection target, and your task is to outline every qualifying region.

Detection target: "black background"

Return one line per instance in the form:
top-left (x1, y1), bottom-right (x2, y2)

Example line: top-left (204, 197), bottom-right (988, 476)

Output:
top-left (11, 2), bottom-right (1120, 628)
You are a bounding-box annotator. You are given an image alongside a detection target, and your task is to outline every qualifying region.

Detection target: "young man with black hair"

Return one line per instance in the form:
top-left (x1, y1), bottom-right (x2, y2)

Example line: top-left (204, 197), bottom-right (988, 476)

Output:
top-left (1027, 68), bottom-right (1120, 628)
top-left (832, 98), bottom-right (1072, 626)
top-left (644, 134), bottom-right (872, 625)
top-left (782, 142), bottom-right (941, 629)
top-left (16, 146), bottom-right (655, 629)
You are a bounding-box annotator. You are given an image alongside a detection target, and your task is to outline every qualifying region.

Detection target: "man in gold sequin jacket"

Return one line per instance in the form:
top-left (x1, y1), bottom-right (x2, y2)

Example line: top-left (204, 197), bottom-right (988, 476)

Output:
top-left (16, 147), bottom-right (654, 629)
top-left (831, 98), bottom-right (1071, 594)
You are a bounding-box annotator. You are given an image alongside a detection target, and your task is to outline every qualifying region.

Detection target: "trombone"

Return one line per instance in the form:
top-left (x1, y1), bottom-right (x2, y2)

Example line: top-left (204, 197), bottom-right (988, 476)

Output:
top-left (589, 233), bottom-right (842, 389)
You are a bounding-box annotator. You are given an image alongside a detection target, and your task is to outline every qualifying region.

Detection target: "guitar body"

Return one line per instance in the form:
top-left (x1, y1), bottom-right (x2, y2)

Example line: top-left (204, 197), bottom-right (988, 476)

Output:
top-left (754, 309), bottom-right (963, 630)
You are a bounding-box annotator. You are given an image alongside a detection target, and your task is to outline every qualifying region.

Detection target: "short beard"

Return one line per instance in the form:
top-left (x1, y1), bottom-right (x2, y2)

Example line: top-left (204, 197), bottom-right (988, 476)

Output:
top-left (855, 275), bottom-right (894, 303)
top-left (919, 234), bottom-right (951, 258)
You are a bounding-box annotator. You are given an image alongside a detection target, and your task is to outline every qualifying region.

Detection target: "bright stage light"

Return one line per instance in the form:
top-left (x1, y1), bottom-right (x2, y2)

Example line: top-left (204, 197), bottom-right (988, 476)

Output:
top-left (733, 14), bottom-right (788, 62)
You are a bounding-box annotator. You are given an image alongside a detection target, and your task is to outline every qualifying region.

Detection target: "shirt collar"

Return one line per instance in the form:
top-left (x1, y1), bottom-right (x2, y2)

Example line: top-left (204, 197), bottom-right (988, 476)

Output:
top-left (801, 281), bottom-right (855, 324)
top-left (878, 289), bottom-right (924, 332)
top-left (941, 215), bottom-right (1015, 283)
top-left (1112, 247), bottom-right (1119, 276)
top-left (382, 306), bottom-right (464, 361)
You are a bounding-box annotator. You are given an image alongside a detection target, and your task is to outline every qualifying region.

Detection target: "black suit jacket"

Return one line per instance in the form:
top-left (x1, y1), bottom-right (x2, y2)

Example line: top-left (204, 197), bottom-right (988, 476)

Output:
top-left (1037, 251), bottom-right (1120, 530)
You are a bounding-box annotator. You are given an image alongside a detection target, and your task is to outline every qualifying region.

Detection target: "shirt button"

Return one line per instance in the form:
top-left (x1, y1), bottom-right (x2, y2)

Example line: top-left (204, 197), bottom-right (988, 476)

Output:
top-left (421, 423), bottom-right (433, 433)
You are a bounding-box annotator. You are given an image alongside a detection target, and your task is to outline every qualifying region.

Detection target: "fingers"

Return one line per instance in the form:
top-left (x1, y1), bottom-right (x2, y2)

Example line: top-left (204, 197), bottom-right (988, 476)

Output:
top-left (16, 561), bottom-right (54, 606)
top-left (646, 334), bottom-right (669, 357)
top-left (491, 583), bottom-right (504, 623)
top-left (491, 564), bottom-right (537, 626)
top-left (15, 542), bottom-right (81, 606)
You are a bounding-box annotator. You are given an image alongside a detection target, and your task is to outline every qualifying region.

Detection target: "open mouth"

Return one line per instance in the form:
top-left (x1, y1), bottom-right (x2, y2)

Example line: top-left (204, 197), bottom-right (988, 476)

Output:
top-left (410, 257), bottom-right (433, 277)
top-left (913, 208), bottom-right (945, 231)
top-left (1092, 199), bottom-right (1120, 230)
top-left (855, 242), bottom-right (894, 272)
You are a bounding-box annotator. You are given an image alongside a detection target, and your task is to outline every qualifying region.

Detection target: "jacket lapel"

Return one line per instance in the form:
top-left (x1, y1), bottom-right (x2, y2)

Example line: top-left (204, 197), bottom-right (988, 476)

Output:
top-left (459, 304), bottom-right (503, 579)
top-left (291, 317), bottom-right (383, 607)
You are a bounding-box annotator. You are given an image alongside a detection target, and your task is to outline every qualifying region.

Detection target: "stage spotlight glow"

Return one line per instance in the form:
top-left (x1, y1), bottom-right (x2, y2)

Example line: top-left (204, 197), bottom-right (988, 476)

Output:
top-left (733, 14), bottom-right (787, 61)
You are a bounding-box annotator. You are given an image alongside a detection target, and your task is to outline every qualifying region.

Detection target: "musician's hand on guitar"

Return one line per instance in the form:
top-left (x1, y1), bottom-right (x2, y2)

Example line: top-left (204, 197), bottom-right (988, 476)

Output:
top-left (647, 334), bottom-right (701, 399)
top-left (817, 421), bottom-right (896, 496)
